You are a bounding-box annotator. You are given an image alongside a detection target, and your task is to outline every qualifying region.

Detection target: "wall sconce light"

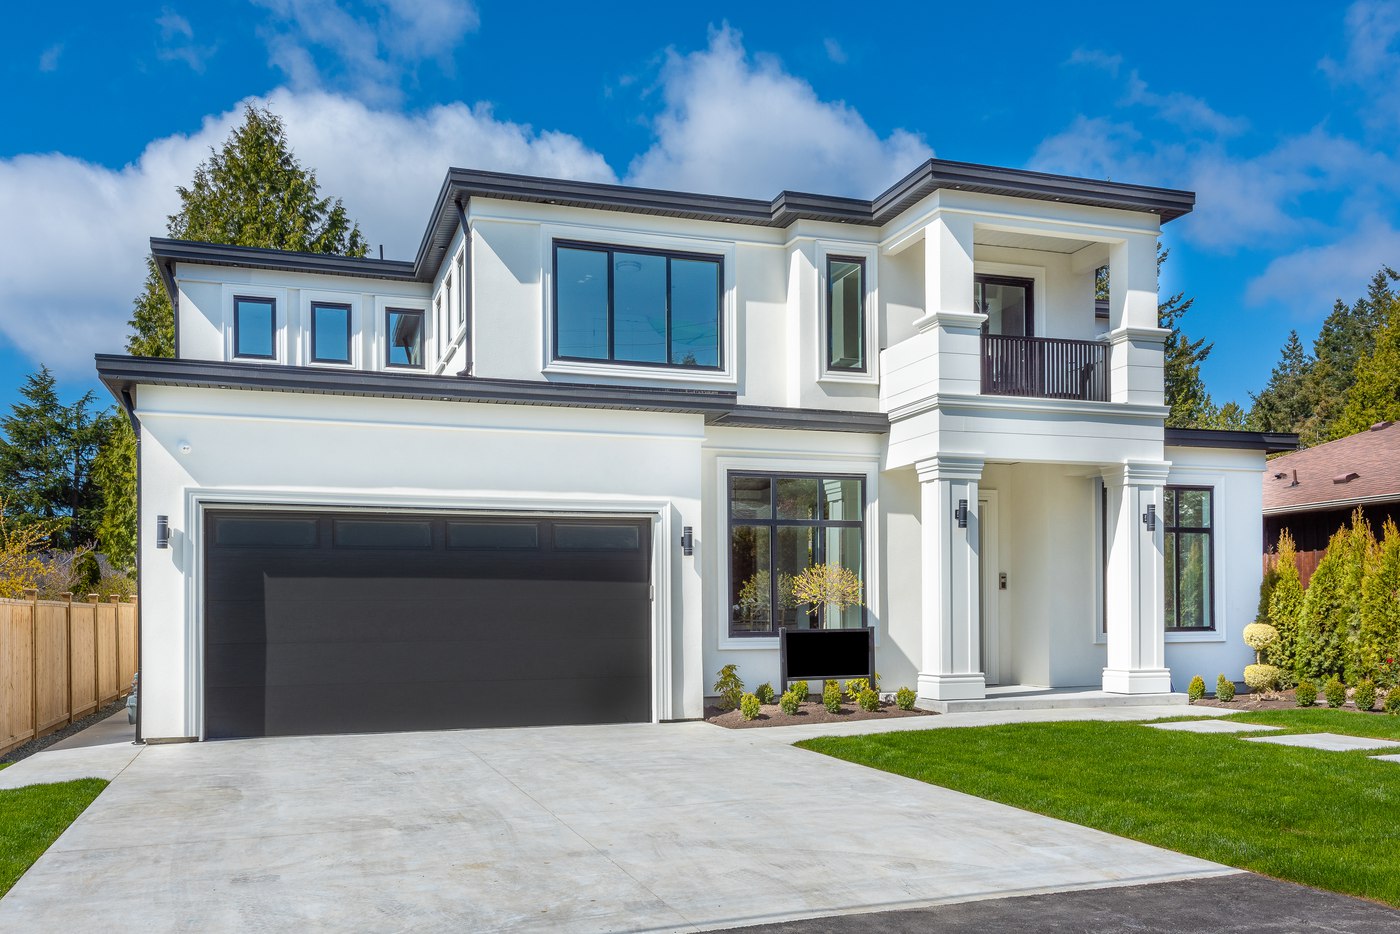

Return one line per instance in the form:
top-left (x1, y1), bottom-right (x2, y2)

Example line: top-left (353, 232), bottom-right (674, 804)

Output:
top-left (954, 499), bottom-right (968, 529)
top-left (680, 526), bottom-right (693, 556)
top-left (156, 515), bottom-right (170, 549)
top-left (1142, 503), bottom-right (1156, 532)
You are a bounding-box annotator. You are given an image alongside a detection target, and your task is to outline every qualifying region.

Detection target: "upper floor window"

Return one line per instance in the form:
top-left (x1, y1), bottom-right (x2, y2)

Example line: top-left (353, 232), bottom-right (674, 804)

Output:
top-left (553, 241), bottom-right (722, 370)
top-left (1165, 486), bottom-right (1214, 631)
top-left (975, 274), bottom-right (1034, 337)
top-left (385, 307), bottom-right (424, 369)
top-left (310, 302), bottom-right (352, 364)
top-left (827, 256), bottom-right (866, 372)
top-left (234, 296), bottom-right (276, 359)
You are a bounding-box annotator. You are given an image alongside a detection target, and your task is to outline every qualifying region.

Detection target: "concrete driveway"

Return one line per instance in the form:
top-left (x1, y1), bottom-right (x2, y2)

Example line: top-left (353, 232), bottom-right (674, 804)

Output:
top-left (0, 716), bottom-right (1234, 932)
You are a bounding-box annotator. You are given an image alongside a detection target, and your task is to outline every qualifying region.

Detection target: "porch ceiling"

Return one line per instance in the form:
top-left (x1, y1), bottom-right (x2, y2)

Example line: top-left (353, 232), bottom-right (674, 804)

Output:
top-left (973, 229), bottom-right (1097, 254)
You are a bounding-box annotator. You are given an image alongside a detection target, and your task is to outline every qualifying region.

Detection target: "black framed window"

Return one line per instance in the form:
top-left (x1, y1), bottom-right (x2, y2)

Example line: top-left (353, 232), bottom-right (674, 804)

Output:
top-left (233, 296), bottom-right (276, 359)
top-left (826, 256), bottom-right (865, 371)
top-left (728, 472), bottom-right (865, 637)
top-left (553, 241), bottom-right (722, 369)
top-left (310, 302), bottom-right (352, 364)
top-left (1164, 486), bottom-right (1214, 630)
top-left (385, 307), bottom-right (424, 368)
top-left (975, 274), bottom-right (1034, 337)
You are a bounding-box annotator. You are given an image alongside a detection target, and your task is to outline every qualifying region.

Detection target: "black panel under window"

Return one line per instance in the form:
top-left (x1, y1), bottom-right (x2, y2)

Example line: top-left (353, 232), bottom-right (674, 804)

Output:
top-left (234, 296), bottom-right (276, 359)
top-left (333, 519), bottom-right (433, 549)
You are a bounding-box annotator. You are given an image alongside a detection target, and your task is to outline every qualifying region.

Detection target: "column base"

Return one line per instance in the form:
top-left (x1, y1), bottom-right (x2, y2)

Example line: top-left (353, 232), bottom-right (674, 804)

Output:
top-left (918, 671), bottom-right (986, 702)
top-left (1102, 667), bottom-right (1173, 695)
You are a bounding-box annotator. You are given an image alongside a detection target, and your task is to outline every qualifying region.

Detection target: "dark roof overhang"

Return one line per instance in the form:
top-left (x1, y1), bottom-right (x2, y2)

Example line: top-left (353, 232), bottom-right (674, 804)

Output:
top-left (1165, 427), bottom-right (1299, 454)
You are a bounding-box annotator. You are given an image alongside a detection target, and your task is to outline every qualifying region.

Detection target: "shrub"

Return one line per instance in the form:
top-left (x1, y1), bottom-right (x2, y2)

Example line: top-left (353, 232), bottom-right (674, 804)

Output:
top-left (857, 688), bottom-right (881, 712)
top-left (1266, 529), bottom-right (1304, 681)
top-left (1354, 679), bottom-right (1377, 711)
top-left (739, 693), bottom-right (761, 721)
top-left (713, 664), bottom-right (744, 711)
top-left (1295, 678), bottom-right (1318, 707)
top-left (1243, 664), bottom-right (1281, 694)
top-left (895, 686), bottom-right (917, 710)
top-left (1187, 675), bottom-right (1206, 703)
top-left (824, 679), bottom-right (839, 692)
top-left (1242, 623), bottom-right (1279, 664)
top-left (1360, 520), bottom-right (1400, 685)
top-left (1256, 561), bottom-right (1281, 628)
top-left (1324, 676), bottom-right (1347, 709)
top-left (822, 682), bottom-right (842, 713)
top-left (755, 682), bottom-right (775, 705)
top-left (1215, 675), bottom-right (1235, 702)
top-left (788, 680), bottom-right (809, 703)
top-left (845, 677), bottom-right (871, 702)
top-left (778, 690), bottom-right (801, 715)
top-left (1385, 688), bottom-right (1400, 716)
top-left (1296, 514), bottom-right (1373, 683)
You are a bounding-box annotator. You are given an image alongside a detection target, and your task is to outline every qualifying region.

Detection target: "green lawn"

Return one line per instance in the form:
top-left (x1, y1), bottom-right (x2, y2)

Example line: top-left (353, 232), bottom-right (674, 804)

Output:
top-left (798, 711), bottom-right (1400, 906)
top-left (0, 779), bottom-right (107, 897)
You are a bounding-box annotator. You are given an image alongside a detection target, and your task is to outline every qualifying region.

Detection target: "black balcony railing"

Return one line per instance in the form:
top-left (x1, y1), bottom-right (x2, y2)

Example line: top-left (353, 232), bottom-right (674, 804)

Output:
top-left (981, 333), bottom-right (1108, 402)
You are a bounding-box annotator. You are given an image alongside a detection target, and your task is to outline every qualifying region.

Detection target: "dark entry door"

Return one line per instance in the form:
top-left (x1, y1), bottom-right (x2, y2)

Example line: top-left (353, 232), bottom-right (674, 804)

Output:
top-left (203, 510), bottom-right (653, 739)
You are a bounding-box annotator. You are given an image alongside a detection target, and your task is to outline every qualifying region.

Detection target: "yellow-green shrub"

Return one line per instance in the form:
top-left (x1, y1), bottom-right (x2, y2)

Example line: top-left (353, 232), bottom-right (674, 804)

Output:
top-left (1324, 676), bottom-right (1347, 708)
top-left (778, 690), bottom-right (801, 715)
top-left (1243, 664), bottom-right (1281, 693)
top-left (1360, 520), bottom-right (1400, 684)
top-left (755, 682), bottom-right (775, 705)
top-left (1295, 678), bottom-right (1318, 706)
top-left (895, 686), bottom-right (916, 710)
top-left (822, 682), bottom-right (842, 713)
top-left (857, 688), bottom-right (880, 712)
top-left (1355, 679), bottom-right (1377, 711)
top-left (713, 664), bottom-right (744, 711)
top-left (1187, 675), bottom-right (1206, 703)
top-left (739, 693), bottom-right (761, 721)
top-left (1215, 674), bottom-right (1235, 702)
top-left (1266, 529), bottom-right (1304, 680)
top-left (788, 680), bottom-right (809, 703)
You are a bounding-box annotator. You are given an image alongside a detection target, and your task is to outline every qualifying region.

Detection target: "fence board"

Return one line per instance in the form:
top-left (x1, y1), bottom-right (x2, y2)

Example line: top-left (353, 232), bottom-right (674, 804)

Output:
top-left (1, 603), bottom-right (34, 751)
top-left (69, 602), bottom-right (97, 717)
top-left (35, 603), bottom-right (69, 734)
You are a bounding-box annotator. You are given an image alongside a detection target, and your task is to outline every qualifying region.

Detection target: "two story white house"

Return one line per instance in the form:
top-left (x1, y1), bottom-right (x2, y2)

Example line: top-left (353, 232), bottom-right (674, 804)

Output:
top-left (98, 158), bottom-right (1296, 741)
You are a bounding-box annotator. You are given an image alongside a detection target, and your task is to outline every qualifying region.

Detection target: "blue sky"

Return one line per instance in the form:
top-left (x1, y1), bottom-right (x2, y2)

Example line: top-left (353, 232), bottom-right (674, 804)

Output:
top-left (3, 1), bottom-right (1399, 416)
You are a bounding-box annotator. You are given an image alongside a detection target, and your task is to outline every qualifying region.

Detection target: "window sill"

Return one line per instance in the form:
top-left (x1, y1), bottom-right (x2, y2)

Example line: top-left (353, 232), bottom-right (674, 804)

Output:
top-left (545, 358), bottom-right (736, 386)
top-left (817, 368), bottom-right (878, 387)
top-left (719, 635), bottom-right (779, 651)
top-left (1165, 629), bottom-right (1225, 643)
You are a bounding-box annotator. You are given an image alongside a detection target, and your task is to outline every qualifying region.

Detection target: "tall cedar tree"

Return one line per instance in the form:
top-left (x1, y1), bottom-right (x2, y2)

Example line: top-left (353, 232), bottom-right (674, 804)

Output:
top-left (1265, 528), bottom-right (1303, 680)
top-left (1294, 512), bottom-right (1373, 682)
top-left (1359, 520), bottom-right (1400, 684)
top-left (0, 367), bottom-right (113, 550)
top-left (108, 106), bottom-right (369, 567)
top-left (91, 419), bottom-right (137, 572)
top-left (1331, 283), bottom-right (1400, 437)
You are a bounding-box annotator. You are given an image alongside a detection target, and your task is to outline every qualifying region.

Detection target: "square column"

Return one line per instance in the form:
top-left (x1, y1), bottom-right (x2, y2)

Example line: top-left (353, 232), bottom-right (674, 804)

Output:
top-left (915, 455), bottom-right (985, 701)
top-left (1102, 460), bottom-right (1172, 694)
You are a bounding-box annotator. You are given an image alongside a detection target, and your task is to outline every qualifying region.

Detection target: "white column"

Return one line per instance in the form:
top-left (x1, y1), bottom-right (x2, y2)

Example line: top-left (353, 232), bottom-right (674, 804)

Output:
top-left (1102, 460), bottom-right (1172, 694)
top-left (916, 455), bottom-right (985, 701)
top-left (907, 214), bottom-right (986, 397)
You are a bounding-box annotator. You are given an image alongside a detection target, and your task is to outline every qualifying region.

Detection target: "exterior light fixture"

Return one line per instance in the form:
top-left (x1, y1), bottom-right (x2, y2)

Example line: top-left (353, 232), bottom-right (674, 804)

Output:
top-left (680, 526), bottom-right (693, 556)
top-left (156, 515), bottom-right (170, 549)
top-left (1142, 504), bottom-right (1156, 531)
top-left (954, 499), bottom-right (968, 529)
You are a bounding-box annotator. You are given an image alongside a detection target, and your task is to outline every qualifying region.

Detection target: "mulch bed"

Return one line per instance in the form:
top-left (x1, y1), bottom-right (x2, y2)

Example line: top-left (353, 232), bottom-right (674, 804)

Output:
top-left (0, 700), bottom-right (128, 766)
top-left (1192, 687), bottom-right (1390, 713)
top-left (705, 700), bottom-right (935, 729)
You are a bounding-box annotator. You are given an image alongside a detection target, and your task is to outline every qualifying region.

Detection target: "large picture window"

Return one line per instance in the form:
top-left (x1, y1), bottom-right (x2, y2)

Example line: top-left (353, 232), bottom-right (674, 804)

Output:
top-left (553, 241), bottom-right (722, 369)
top-left (1164, 486), bottom-right (1214, 630)
top-left (826, 256), bottom-right (865, 371)
top-left (728, 472), bottom-right (865, 637)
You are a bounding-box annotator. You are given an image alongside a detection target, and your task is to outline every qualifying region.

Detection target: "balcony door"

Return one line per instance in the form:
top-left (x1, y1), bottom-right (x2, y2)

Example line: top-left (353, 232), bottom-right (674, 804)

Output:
top-left (975, 275), bottom-right (1034, 337)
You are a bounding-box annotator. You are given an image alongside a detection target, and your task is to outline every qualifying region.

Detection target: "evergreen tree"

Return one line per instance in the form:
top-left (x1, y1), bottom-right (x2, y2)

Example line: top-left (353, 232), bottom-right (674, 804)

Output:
top-left (126, 104), bottom-right (368, 357)
top-left (1266, 528), bottom-right (1303, 681)
top-left (0, 367), bottom-right (112, 550)
top-left (1359, 520), bottom-right (1400, 684)
top-left (1331, 287), bottom-right (1400, 437)
top-left (1247, 331), bottom-right (1315, 433)
top-left (1294, 513), bottom-right (1373, 681)
top-left (92, 418), bottom-right (137, 573)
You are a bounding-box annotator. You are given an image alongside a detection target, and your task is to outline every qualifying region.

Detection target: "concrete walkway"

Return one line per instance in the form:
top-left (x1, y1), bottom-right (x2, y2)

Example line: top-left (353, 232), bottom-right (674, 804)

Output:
top-left (0, 708), bottom-right (1239, 932)
top-left (0, 711), bottom-right (139, 790)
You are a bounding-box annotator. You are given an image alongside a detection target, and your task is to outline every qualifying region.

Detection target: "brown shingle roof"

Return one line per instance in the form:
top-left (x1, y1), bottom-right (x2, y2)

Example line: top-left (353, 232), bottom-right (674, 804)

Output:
top-left (1262, 421), bottom-right (1400, 514)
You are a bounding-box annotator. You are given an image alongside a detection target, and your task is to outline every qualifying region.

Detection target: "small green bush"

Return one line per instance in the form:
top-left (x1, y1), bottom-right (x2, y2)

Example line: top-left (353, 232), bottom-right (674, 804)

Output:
top-left (739, 693), bottom-right (761, 721)
top-left (755, 682), bottom-right (775, 705)
top-left (778, 690), bottom-right (801, 715)
top-left (1294, 679), bottom-right (1318, 707)
top-left (845, 677), bottom-right (871, 702)
top-left (895, 686), bottom-right (917, 710)
top-left (1215, 675), bottom-right (1235, 702)
top-left (788, 680), bottom-right (809, 703)
top-left (1324, 676), bottom-right (1347, 709)
top-left (1384, 688), bottom-right (1400, 716)
top-left (822, 682), bottom-right (842, 713)
top-left (1354, 679), bottom-right (1377, 711)
top-left (1187, 675), bottom-right (1206, 703)
top-left (1244, 664), bottom-right (1282, 694)
top-left (857, 687), bottom-right (880, 712)
top-left (824, 679), bottom-right (839, 692)
top-left (713, 664), bottom-right (744, 711)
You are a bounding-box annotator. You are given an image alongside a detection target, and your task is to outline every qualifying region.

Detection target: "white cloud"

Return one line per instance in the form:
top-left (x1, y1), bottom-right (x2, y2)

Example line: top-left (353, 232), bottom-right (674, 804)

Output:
top-left (823, 38), bottom-right (847, 65)
top-left (1320, 0), bottom-right (1400, 127)
top-left (626, 26), bottom-right (930, 198)
top-left (156, 7), bottom-right (217, 73)
top-left (1123, 72), bottom-right (1247, 137)
top-left (0, 89), bottom-right (611, 379)
top-left (1245, 215), bottom-right (1400, 313)
top-left (1065, 48), bottom-right (1122, 76)
top-left (252, 0), bottom-right (478, 104)
top-left (38, 44), bottom-right (62, 73)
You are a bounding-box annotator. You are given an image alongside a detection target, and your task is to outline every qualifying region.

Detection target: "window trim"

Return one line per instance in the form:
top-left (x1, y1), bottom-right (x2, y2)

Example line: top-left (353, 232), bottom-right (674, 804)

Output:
top-left (309, 301), bottom-right (353, 365)
top-left (233, 295), bottom-right (277, 360)
top-left (825, 255), bottom-right (867, 373)
top-left (384, 306), bottom-right (426, 370)
top-left (1164, 484), bottom-right (1216, 632)
top-left (551, 239), bottom-right (725, 371)
top-left (726, 470), bottom-right (867, 639)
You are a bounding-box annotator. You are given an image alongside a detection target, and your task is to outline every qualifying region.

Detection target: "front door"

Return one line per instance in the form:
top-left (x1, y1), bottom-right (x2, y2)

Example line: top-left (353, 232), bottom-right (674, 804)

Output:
top-left (979, 492), bottom-right (1001, 685)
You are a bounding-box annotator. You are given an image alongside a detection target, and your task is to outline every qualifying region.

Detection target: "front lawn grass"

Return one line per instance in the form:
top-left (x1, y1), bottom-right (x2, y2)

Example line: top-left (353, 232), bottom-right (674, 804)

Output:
top-left (1225, 707), bottom-right (1400, 740)
top-left (798, 713), bottom-right (1400, 906)
top-left (0, 779), bottom-right (107, 897)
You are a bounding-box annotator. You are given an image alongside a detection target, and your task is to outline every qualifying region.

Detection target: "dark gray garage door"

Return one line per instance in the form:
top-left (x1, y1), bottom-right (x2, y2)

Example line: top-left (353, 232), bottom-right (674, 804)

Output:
top-left (203, 510), bottom-right (653, 739)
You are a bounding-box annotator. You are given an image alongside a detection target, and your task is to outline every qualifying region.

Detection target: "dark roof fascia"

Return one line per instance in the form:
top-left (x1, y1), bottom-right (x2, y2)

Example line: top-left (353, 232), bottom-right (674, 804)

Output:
top-left (151, 238), bottom-right (422, 287)
top-left (1165, 427), bottom-right (1299, 454)
top-left (412, 159), bottom-right (1197, 277)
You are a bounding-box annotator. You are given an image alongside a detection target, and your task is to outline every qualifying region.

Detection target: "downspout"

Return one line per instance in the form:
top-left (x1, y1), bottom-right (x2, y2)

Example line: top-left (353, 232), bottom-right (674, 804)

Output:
top-left (454, 198), bottom-right (474, 377)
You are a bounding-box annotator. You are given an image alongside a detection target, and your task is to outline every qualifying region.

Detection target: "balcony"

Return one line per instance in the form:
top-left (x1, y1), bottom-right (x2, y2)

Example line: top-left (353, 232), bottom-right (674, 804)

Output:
top-left (980, 334), bottom-right (1108, 403)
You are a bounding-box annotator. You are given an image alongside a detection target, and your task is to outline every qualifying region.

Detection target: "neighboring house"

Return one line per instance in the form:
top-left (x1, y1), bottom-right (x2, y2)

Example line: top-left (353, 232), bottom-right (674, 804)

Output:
top-left (1264, 420), bottom-right (1400, 585)
top-left (97, 158), bottom-right (1296, 742)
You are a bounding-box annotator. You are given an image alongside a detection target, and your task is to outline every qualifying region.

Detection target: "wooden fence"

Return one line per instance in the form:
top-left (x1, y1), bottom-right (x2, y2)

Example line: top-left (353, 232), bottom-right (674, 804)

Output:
top-left (0, 592), bottom-right (138, 757)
